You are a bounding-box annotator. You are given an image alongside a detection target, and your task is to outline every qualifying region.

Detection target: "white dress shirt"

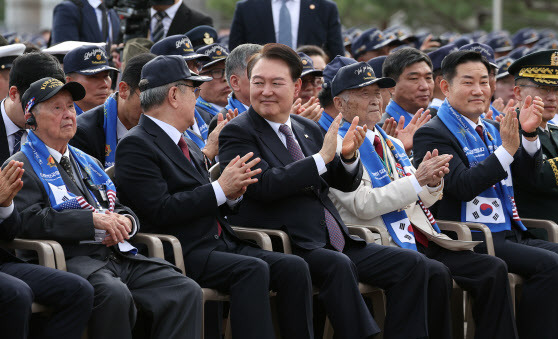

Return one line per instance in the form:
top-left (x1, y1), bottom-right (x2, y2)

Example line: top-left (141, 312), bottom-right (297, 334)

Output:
top-left (463, 115), bottom-right (540, 170)
top-left (150, 0), bottom-right (182, 39)
top-left (264, 116), bottom-right (360, 174)
top-left (145, 115), bottom-right (240, 206)
top-left (88, 0), bottom-right (113, 43)
top-left (116, 117), bottom-right (128, 142)
top-left (2, 100), bottom-right (27, 155)
top-left (0, 203), bottom-right (13, 223)
top-left (271, 0), bottom-right (300, 48)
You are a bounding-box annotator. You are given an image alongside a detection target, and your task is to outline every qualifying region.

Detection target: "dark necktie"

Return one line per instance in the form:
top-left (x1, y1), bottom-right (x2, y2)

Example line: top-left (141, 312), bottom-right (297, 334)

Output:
top-left (278, 0), bottom-right (293, 47)
top-left (152, 11), bottom-right (167, 42)
top-left (12, 129), bottom-right (24, 155)
top-left (373, 135), bottom-right (384, 159)
top-left (60, 155), bottom-right (77, 185)
top-left (98, 3), bottom-right (109, 43)
top-left (179, 136), bottom-right (222, 236)
top-left (475, 125), bottom-right (485, 144)
top-left (278, 124), bottom-right (345, 251)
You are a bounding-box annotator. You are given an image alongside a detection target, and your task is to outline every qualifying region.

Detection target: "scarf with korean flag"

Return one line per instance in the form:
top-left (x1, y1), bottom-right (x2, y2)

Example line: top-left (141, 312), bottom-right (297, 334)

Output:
top-left (338, 122), bottom-right (442, 250)
top-left (436, 99), bottom-right (526, 232)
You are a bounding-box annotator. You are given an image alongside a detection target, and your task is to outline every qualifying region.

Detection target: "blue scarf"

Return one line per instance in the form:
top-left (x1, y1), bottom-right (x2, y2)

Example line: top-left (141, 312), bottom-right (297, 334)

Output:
top-left (183, 110), bottom-right (208, 149)
top-left (74, 103), bottom-right (84, 116)
top-left (490, 104), bottom-right (503, 119)
top-left (437, 99), bottom-right (526, 232)
top-left (318, 111), bottom-right (335, 132)
top-left (102, 94), bottom-right (118, 169)
top-left (385, 100), bottom-right (413, 128)
top-left (224, 93), bottom-right (248, 113)
top-left (196, 96), bottom-right (222, 118)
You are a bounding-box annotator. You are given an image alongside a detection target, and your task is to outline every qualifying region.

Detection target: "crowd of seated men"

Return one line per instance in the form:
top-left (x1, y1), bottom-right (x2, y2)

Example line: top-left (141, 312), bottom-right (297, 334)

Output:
top-left (2, 1), bottom-right (558, 338)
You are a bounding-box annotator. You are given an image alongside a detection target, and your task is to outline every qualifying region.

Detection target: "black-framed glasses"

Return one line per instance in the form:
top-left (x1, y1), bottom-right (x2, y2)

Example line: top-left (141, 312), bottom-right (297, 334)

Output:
top-left (201, 68), bottom-right (225, 79)
top-left (518, 84), bottom-right (558, 95)
top-left (176, 82), bottom-right (199, 93)
top-left (301, 76), bottom-right (324, 87)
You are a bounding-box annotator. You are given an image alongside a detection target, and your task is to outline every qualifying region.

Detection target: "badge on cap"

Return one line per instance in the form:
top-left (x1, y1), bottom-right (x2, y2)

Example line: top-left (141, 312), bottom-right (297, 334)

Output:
top-left (203, 33), bottom-right (214, 45)
top-left (552, 52), bottom-right (558, 66)
top-left (302, 59), bottom-right (308, 65)
top-left (309, 4), bottom-right (315, 9)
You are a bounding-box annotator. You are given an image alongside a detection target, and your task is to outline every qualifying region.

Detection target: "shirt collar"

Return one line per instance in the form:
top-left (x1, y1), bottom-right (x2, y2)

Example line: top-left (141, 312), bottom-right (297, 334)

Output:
top-left (145, 114), bottom-right (183, 145)
top-left (150, 0), bottom-right (182, 20)
top-left (1, 99), bottom-right (22, 137)
top-left (539, 125), bottom-right (550, 133)
top-left (88, 0), bottom-right (102, 9)
top-left (116, 116), bottom-right (129, 140)
top-left (45, 144), bottom-right (70, 163)
top-left (265, 116), bottom-right (292, 135)
top-left (462, 114), bottom-right (484, 130)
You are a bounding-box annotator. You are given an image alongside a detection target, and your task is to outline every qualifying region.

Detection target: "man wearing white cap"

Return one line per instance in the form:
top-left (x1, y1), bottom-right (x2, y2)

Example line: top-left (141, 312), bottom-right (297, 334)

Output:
top-left (0, 44), bottom-right (25, 99)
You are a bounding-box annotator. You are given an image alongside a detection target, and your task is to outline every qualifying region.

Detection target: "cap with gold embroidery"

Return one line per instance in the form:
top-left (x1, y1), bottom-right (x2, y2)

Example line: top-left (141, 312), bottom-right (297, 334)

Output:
top-left (197, 43), bottom-right (229, 68)
top-left (495, 56), bottom-right (515, 80)
top-left (0, 43), bottom-right (25, 70)
top-left (63, 45), bottom-right (118, 75)
top-left (298, 52), bottom-right (322, 78)
top-left (331, 61), bottom-right (395, 97)
top-left (150, 35), bottom-right (210, 62)
top-left (351, 28), bottom-right (393, 60)
top-left (21, 77), bottom-right (85, 113)
top-left (185, 25), bottom-right (218, 51)
top-left (508, 50), bottom-right (558, 86)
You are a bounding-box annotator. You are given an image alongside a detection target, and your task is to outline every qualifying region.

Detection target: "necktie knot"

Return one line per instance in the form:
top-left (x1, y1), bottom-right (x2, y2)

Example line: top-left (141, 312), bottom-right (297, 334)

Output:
top-left (59, 155), bottom-right (77, 184)
top-left (373, 135), bottom-right (384, 159)
top-left (278, 124), bottom-right (293, 137)
top-left (155, 11), bottom-right (167, 21)
top-left (475, 125), bottom-right (485, 143)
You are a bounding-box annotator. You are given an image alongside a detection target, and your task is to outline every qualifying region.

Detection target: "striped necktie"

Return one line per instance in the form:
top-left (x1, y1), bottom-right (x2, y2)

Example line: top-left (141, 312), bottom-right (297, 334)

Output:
top-left (12, 129), bottom-right (25, 155)
top-left (278, 0), bottom-right (293, 47)
top-left (151, 11), bottom-right (167, 42)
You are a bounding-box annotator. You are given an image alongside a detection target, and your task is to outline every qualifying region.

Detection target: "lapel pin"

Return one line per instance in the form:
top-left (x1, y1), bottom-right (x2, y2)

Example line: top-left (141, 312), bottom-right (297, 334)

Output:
top-left (309, 4), bottom-right (315, 9)
top-left (304, 134), bottom-right (309, 138)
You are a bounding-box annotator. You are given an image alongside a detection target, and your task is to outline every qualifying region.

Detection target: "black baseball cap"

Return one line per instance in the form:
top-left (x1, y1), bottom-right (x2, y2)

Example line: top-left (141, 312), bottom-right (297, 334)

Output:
top-left (331, 62), bottom-right (395, 97)
top-left (197, 43), bottom-right (229, 68)
top-left (298, 52), bottom-right (322, 78)
top-left (322, 55), bottom-right (357, 89)
top-left (22, 77), bottom-right (85, 114)
top-left (63, 45), bottom-right (118, 75)
top-left (139, 55), bottom-right (212, 91)
top-left (150, 35), bottom-right (210, 62)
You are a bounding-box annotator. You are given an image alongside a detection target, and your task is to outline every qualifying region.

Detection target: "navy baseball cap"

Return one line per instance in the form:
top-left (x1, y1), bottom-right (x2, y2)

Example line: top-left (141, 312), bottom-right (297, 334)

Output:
top-left (63, 45), bottom-right (118, 75)
top-left (139, 55), bottom-right (212, 91)
top-left (197, 43), bottom-right (229, 68)
top-left (150, 35), bottom-right (210, 62)
top-left (366, 55), bottom-right (386, 78)
top-left (384, 26), bottom-right (416, 42)
top-left (485, 35), bottom-right (513, 53)
top-left (331, 62), bottom-right (395, 97)
top-left (512, 28), bottom-right (539, 47)
top-left (452, 37), bottom-right (474, 48)
top-left (21, 77), bottom-right (85, 114)
top-left (351, 28), bottom-right (391, 59)
top-left (185, 25), bottom-right (218, 51)
top-left (322, 55), bottom-right (357, 89)
top-left (298, 52), bottom-right (323, 78)
top-left (459, 43), bottom-right (498, 68)
top-left (508, 46), bottom-right (531, 60)
top-left (495, 56), bottom-right (515, 80)
top-left (428, 44), bottom-right (459, 72)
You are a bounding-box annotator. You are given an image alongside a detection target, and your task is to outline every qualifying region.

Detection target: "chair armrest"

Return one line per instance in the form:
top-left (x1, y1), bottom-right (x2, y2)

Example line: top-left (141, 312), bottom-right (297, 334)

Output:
top-left (132, 233), bottom-right (164, 259)
top-left (347, 226), bottom-right (376, 243)
top-left (42, 240), bottom-right (67, 271)
top-left (0, 239), bottom-right (56, 268)
top-left (522, 218), bottom-right (558, 243)
top-left (462, 222), bottom-right (495, 256)
top-left (233, 227), bottom-right (292, 254)
top-left (437, 220), bottom-right (472, 241)
top-left (137, 233), bottom-right (185, 275)
top-left (346, 224), bottom-right (390, 245)
top-left (234, 229), bottom-right (273, 251)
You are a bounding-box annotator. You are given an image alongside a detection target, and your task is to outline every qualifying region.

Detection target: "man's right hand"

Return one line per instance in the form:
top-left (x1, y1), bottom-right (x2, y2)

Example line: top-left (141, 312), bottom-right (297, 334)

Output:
top-left (415, 149), bottom-right (452, 187)
top-left (0, 160), bottom-right (24, 207)
top-left (319, 113), bottom-right (342, 164)
top-left (218, 152), bottom-right (262, 200)
top-left (500, 106), bottom-right (520, 156)
top-left (93, 211), bottom-right (131, 246)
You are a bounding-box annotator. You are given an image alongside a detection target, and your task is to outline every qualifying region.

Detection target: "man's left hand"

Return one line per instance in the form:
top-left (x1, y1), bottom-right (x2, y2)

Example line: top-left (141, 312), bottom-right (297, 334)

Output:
top-left (202, 113), bottom-right (228, 161)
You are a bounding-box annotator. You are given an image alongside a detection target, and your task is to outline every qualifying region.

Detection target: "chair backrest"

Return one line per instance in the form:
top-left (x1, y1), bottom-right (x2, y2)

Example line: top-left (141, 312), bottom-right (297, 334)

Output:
top-left (209, 162), bottom-right (220, 182)
top-left (105, 165), bottom-right (115, 181)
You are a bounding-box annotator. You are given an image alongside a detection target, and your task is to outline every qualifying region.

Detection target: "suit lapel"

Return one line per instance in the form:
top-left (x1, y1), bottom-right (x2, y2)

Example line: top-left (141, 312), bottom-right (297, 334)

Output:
top-left (291, 117), bottom-right (316, 157)
top-left (250, 109), bottom-right (294, 166)
top-left (82, 2), bottom-right (103, 42)
top-left (167, 3), bottom-right (187, 37)
top-left (297, 0), bottom-right (313, 45)
top-left (140, 115), bottom-right (206, 185)
top-left (0, 110), bottom-right (10, 162)
top-left (539, 129), bottom-right (557, 158)
top-left (260, 0), bottom-right (276, 42)
top-left (549, 129), bottom-right (558, 158)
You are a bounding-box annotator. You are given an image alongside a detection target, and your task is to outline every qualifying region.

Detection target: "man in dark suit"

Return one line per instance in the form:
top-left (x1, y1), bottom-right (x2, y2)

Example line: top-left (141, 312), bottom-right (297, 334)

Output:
top-left (413, 50), bottom-right (558, 339)
top-left (509, 50), bottom-right (558, 224)
top-left (52, 0), bottom-right (121, 45)
top-left (115, 55), bottom-right (313, 339)
top-left (1, 52), bottom-right (67, 165)
top-left (0, 159), bottom-right (93, 339)
top-left (8, 76), bottom-right (202, 339)
top-left (219, 43), bottom-right (433, 339)
top-left (150, 0), bottom-right (213, 42)
top-left (229, 0), bottom-right (344, 60)
top-left (70, 53), bottom-right (156, 168)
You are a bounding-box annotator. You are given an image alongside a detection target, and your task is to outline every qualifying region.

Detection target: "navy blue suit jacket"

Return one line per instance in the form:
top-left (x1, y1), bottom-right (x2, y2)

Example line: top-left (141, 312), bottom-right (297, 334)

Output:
top-left (228, 0), bottom-right (344, 60)
top-left (0, 208), bottom-right (23, 263)
top-left (52, 0), bottom-right (121, 44)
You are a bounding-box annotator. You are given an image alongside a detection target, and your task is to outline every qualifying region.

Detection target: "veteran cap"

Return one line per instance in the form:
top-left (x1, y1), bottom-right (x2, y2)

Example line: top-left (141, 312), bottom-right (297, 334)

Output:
top-left (63, 45), bottom-right (118, 75)
top-left (298, 52), bottom-right (323, 78)
top-left (139, 55), bottom-right (212, 91)
top-left (150, 35), bottom-right (210, 62)
top-left (322, 55), bottom-right (357, 89)
top-left (428, 44), bottom-right (459, 72)
top-left (512, 28), bottom-right (540, 48)
top-left (351, 28), bottom-right (391, 60)
top-left (197, 43), bottom-right (229, 68)
top-left (508, 50), bottom-right (558, 86)
top-left (185, 25), bottom-right (218, 51)
top-left (495, 56), bottom-right (515, 80)
top-left (0, 43), bottom-right (25, 70)
top-left (486, 35), bottom-right (513, 53)
top-left (331, 61), bottom-right (395, 97)
top-left (366, 55), bottom-right (387, 79)
top-left (21, 77), bottom-right (85, 114)
top-left (459, 43), bottom-right (498, 68)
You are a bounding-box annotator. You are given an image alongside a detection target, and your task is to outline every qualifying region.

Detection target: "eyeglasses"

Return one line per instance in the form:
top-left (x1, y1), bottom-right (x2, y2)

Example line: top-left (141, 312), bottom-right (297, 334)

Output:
top-left (518, 84), bottom-right (558, 95)
top-left (176, 82), bottom-right (199, 93)
top-left (201, 68), bottom-right (226, 79)
top-left (301, 76), bottom-right (324, 87)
